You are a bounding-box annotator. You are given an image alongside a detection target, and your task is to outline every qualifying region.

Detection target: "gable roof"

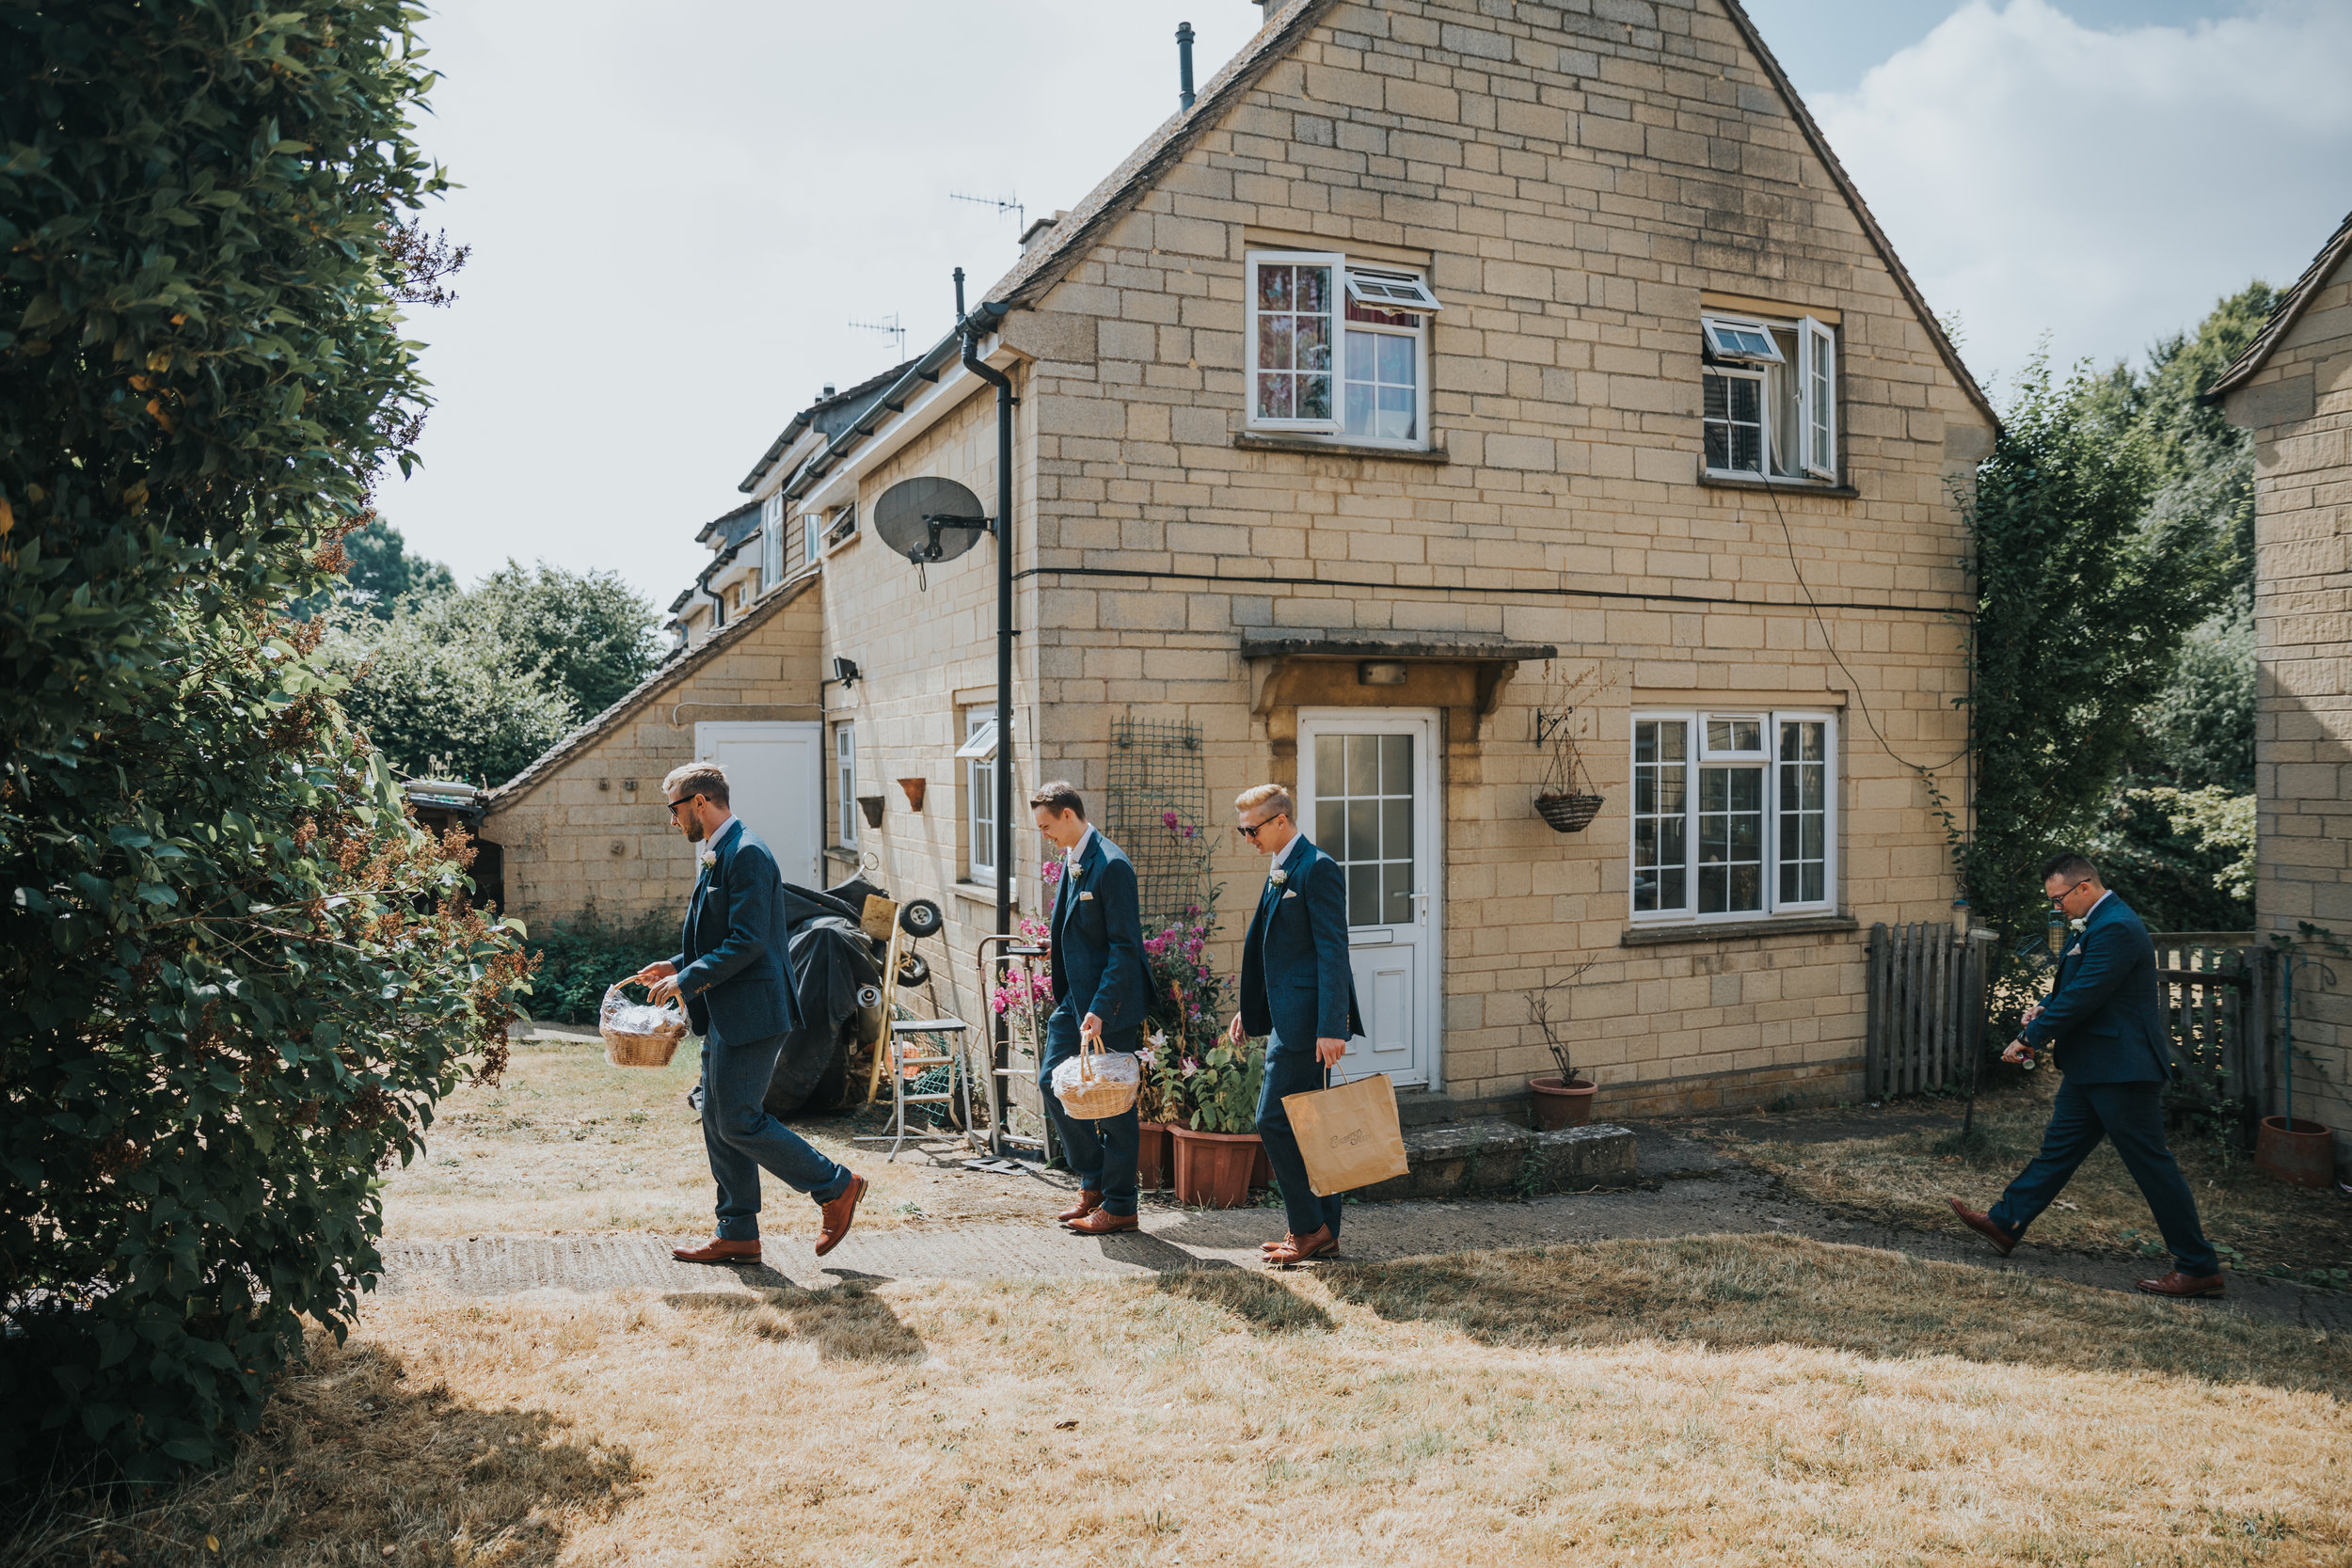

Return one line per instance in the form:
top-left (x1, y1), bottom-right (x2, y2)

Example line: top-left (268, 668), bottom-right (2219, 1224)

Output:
top-left (969, 0), bottom-right (1994, 428)
top-left (738, 357), bottom-right (921, 495)
top-left (487, 571), bottom-right (820, 811)
top-left (2203, 207), bottom-right (2352, 403)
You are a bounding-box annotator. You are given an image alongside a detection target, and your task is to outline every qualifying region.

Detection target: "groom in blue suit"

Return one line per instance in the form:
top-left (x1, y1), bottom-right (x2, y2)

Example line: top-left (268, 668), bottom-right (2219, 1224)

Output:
top-left (633, 762), bottom-right (866, 1265)
top-left (1228, 783), bottom-right (1362, 1267)
top-left (1950, 852), bottom-right (2221, 1297)
top-left (1032, 781), bottom-right (1152, 1236)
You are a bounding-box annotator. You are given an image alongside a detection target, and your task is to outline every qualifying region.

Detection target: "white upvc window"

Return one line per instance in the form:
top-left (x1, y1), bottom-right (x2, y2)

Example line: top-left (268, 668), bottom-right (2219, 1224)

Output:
top-left (834, 721), bottom-right (858, 849)
top-left (1247, 250), bottom-right (1438, 448)
top-left (759, 494), bottom-right (784, 588)
top-left (1699, 311), bottom-right (1838, 483)
top-left (801, 508), bottom-right (821, 566)
top-left (1630, 711), bottom-right (1836, 924)
top-left (958, 712), bottom-right (998, 886)
top-left (823, 504), bottom-right (858, 553)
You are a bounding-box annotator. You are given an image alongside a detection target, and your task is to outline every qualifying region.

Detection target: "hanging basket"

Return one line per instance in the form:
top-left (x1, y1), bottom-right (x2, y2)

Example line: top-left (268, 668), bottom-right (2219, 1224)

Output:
top-left (1534, 792), bottom-right (1604, 832)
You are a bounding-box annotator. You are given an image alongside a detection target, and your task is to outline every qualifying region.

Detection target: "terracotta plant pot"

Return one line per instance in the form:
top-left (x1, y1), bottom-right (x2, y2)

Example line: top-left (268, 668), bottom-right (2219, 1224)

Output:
top-left (1136, 1121), bottom-right (1173, 1192)
top-left (2254, 1115), bottom-right (2335, 1189)
top-left (1250, 1142), bottom-right (1274, 1192)
top-left (1529, 1074), bottom-right (1597, 1130)
top-left (1171, 1127), bottom-right (1259, 1209)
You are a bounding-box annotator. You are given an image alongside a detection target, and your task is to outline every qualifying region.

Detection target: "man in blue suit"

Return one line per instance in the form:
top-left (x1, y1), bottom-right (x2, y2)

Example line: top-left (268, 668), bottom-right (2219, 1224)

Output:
top-left (1227, 783), bottom-right (1363, 1267)
top-left (1032, 781), bottom-right (1151, 1236)
top-left (632, 763), bottom-right (866, 1264)
top-left (1950, 853), bottom-right (2222, 1297)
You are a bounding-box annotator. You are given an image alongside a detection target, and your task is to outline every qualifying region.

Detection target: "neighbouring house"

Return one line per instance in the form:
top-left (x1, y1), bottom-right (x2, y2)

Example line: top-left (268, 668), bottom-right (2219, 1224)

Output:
top-left (2208, 206), bottom-right (2352, 1176)
top-left (485, 0), bottom-right (1995, 1117)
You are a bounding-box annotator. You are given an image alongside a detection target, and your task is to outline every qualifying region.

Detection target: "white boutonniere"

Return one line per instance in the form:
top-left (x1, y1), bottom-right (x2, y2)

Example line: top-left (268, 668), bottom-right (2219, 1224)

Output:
top-left (1268, 869), bottom-right (1289, 888)
top-left (2068, 917), bottom-right (2086, 932)
top-left (698, 847), bottom-right (718, 870)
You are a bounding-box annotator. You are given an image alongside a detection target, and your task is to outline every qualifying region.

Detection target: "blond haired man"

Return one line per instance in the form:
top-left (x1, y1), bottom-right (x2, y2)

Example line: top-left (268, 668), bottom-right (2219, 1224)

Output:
top-left (630, 763), bottom-right (866, 1263)
top-left (1229, 783), bottom-right (1361, 1265)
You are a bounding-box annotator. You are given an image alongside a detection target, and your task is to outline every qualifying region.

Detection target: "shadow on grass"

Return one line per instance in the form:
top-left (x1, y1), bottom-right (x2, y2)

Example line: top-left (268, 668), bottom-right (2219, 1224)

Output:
top-left (663, 1280), bottom-right (925, 1362)
top-left (1152, 1265), bottom-right (1334, 1335)
top-left (1, 1338), bottom-right (638, 1568)
top-left (1318, 1232), bottom-right (2352, 1394)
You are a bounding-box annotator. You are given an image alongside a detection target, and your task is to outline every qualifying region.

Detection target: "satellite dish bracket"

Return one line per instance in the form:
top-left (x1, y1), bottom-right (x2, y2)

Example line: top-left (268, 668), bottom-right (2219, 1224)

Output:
top-left (914, 512), bottom-right (994, 562)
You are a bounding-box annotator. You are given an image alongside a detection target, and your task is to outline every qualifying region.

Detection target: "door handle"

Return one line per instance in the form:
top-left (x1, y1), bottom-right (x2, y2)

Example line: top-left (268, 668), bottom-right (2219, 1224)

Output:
top-left (1409, 891), bottom-right (1430, 924)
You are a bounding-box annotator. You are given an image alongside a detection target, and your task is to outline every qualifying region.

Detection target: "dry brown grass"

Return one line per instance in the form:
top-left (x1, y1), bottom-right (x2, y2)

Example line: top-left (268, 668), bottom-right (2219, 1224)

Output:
top-left (1720, 1078), bottom-right (2352, 1285)
top-left (14, 1235), bottom-right (2350, 1567)
top-left (379, 1037), bottom-right (1061, 1241)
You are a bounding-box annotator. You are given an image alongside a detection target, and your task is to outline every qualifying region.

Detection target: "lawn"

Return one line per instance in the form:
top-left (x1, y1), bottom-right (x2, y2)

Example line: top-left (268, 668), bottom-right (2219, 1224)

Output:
top-left (11, 1236), bottom-right (2349, 1566)
top-left (378, 1034), bottom-right (1059, 1241)
top-left (1714, 1076), bottom-right (2352, 1287)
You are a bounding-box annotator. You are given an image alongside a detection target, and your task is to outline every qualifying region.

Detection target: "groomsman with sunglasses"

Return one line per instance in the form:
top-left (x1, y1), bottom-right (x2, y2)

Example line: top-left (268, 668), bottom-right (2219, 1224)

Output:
top-left (1229, 783), bottom-right (1363, 1267)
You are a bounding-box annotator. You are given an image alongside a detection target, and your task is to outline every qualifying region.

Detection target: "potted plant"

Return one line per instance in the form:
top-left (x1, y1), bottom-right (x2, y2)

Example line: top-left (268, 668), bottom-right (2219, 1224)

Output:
top-left (1525, 970), bottom-right (1597, 1131)
top-left (1533, 666), bottom-right (1611, 832)
top-left (1170, 1037), bottom-right (1267, 1208)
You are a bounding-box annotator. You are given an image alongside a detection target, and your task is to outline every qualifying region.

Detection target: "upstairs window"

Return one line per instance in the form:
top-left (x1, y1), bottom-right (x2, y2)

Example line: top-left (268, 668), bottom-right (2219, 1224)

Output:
top-left (823, 504), bottom-right (858, 552)
top-left (957, 712), bottom-right (999, 886)
top-left (1248, 251), bottom-right (1438, 449)
top-left (1631, 711), bottom-right (1836, 923)
top-left (759, 495), bottom-right (784, 587)
top-left (802, 508), bottom-right (821, 565)
top-left (1699, 313), bottom-right (1837, 483)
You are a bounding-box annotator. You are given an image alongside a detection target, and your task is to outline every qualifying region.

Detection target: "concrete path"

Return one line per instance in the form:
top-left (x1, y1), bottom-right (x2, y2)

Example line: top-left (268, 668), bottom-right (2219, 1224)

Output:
top-left (378, 1157), bottom-right (2351, 1335)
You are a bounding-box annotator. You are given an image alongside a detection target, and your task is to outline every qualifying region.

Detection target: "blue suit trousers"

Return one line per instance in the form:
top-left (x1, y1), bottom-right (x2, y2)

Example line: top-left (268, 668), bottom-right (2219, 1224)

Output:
top-left (702, 1025), bottom-right (853, 1241)
top-left (1039, 1006), bottom-right (1141, 1216)
top-left (1256, 1038), bottom-right (1344, 1242)
top-left (1990, 1078), bottom-right (2217, 1275)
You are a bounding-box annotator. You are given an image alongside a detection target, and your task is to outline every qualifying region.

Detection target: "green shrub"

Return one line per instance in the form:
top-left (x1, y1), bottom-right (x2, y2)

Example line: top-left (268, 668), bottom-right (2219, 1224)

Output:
top-left (0, 1), bottom-right (527, 1482)
top-left (527, 907), bottom-right (681, 1024)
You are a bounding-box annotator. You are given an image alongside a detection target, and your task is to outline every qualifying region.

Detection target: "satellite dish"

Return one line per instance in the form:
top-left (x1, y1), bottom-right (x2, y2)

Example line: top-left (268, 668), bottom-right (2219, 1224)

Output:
top-left (872, 476), bottom-right (991, 568)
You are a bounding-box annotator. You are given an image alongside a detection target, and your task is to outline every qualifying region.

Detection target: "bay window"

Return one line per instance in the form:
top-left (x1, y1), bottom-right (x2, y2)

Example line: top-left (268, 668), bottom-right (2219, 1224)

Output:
top-left (1631, 711), bottom-right (1836, 923)
top-left (1248, 250), bottom-right (1438, 449)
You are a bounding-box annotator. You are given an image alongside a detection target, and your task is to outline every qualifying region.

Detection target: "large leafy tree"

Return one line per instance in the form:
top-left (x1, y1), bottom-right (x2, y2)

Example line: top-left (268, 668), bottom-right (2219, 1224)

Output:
top-left (0, 2), bottom-right (528, 1480)
top-left (339, 516), bottom-right (455, 616)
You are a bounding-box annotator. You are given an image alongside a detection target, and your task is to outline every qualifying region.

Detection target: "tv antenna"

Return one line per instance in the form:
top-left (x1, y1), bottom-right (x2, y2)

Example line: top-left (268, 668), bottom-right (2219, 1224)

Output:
top-left (950, 190), bottom-right (1026, 231)
top-left (847, 312), bottom-right (906, 362)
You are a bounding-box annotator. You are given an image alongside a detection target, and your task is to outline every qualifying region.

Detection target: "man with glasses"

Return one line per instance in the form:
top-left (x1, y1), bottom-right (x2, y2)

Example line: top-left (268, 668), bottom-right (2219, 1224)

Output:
top-left (1949, 853), bottom-right (2222, 1297)
top-left (1228, 784), bottom-right (1362, 1266)
top-left (630, 763), bottom-right (866, 1264)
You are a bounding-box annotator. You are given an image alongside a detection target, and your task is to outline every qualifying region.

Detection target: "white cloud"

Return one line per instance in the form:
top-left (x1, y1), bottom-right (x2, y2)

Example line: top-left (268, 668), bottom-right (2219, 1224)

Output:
top-left (1813, 0), bottom-right (2352, 396)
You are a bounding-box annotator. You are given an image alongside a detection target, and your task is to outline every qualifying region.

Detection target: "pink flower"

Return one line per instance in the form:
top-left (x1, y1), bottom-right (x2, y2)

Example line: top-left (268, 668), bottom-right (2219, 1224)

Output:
top-left (1181, 1058), bottom-right (1200, 1078)
top-left (1041, 859), bottom-right (1063, 884)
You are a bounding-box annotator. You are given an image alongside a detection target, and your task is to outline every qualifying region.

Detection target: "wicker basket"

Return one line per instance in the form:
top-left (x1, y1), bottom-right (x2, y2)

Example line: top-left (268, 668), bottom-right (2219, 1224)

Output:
top-left (1535, 792), bottom-right (1605, 832)
top-left (1050, 1037), bottom-right (1140, 1120)
top-left (598, 982), bottom-right (688, 1069)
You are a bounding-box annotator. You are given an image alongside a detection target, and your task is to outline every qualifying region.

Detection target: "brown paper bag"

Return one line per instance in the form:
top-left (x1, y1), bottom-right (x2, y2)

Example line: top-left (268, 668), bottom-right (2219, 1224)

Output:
top-left (1283, 1071), bottom-right (1409, 1196)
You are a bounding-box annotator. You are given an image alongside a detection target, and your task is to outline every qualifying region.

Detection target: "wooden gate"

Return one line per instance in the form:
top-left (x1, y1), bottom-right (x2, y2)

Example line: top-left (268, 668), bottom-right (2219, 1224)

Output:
top-left (2150, 934), bottom-right (2265, 1148)
top-left (1866, 923), bottom-right (1993, 1098)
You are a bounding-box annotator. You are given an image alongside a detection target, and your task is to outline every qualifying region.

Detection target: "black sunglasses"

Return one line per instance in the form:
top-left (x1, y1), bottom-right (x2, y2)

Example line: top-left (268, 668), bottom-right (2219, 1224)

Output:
top-left (665, 793), bottom-right (702, 818)
top-left (1236, 812), bottom-right (1288, 842)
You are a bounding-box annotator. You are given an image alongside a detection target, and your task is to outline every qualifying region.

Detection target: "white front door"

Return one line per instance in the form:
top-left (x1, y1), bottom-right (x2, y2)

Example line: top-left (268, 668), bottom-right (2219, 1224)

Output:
top-left (1297, 709), bottom-right (1441, 1088)
top-left (694, 721), bottom-right (822, 887)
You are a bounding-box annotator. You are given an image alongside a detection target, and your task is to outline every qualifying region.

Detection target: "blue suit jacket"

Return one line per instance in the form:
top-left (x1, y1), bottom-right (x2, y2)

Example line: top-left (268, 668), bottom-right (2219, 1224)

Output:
top-left (2022, 893), bottom-right (2171, 1083)
top-left (1239, 835), bottom-right (1364, 1052)
top-left (670, 818), bottom-right (803, 1045)
top-left (1048, 831), bottom-right (1150, 1034)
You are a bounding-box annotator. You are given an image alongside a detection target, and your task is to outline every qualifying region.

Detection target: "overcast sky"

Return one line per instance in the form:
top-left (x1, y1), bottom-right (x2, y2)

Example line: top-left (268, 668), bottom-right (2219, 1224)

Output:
top-left (379, 0), bottom-right (2352, 606)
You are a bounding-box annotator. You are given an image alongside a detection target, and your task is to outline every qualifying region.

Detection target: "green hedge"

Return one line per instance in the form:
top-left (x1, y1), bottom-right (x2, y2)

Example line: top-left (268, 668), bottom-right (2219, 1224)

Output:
top-left (526, 908), bottom-right (681, 1024)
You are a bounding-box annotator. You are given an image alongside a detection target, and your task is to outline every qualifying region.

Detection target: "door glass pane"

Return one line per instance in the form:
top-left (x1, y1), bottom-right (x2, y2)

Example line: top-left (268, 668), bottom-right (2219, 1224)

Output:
top-left (1314, 730), bottom-right (1416, 928)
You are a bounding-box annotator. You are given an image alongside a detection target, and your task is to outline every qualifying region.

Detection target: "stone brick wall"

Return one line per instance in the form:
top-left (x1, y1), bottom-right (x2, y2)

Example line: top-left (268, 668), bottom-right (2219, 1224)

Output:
top-left (2226, 247), bottom-right (2352, 1165)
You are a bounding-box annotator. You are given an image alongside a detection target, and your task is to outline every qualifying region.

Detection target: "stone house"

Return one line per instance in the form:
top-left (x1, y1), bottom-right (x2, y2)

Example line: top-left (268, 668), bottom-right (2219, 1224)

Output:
top-left (483, 0), bottom-right (1995, 1117)
top-left (2208, 206), bottom-right (2352, 1172)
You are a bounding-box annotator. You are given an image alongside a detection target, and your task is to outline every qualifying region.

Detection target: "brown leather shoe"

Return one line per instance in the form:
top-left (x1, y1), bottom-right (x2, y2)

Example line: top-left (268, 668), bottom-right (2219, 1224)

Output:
top-left (1065, 1209), bottom-right (1138, 1236)
top-left (2137, 1270), bottom-right (2225, 1298)
top-left (673, 1236), bottom-right (761, 1264)
top-left (1055, 1190), bottom-right (1104, 1225)
top-left (1265, 1227), bottom-right (1337, 1266)
top-left (814, 1173), bottom-right (866, 1258)
top-left (1948, 1198), bottom-right (2017, 1257)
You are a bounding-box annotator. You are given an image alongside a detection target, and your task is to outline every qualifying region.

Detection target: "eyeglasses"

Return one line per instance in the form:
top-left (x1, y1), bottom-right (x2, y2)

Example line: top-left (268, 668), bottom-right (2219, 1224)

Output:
top-left (2046, 880), bottom-right (2089, 908)
top-left (1236, 812), bottom-right (1287, 842)
top-left (665, 794), bottom-right (702, 818)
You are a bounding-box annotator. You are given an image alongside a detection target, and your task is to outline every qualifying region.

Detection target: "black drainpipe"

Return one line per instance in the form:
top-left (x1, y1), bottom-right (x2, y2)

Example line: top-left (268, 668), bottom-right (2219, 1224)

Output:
top-left (1177, 23), bottom-right (1196, 112)
top-left (958, 278), bottom-right (1016, 948)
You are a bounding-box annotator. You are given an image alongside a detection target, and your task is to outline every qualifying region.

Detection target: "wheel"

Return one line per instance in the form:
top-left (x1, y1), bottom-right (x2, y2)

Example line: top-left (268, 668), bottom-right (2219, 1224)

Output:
top-left (898, 898), bottom-right (944, 939)
top-left (897, 951), bottom-right (930, 988)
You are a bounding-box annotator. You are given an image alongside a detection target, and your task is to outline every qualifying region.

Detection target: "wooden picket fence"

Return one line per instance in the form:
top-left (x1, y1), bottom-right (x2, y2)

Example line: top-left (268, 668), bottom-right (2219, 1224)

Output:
top-left (1865, 923), bottom-right (1994, 1098)
top-left (2149, 934), bottom-right (2266, 1148)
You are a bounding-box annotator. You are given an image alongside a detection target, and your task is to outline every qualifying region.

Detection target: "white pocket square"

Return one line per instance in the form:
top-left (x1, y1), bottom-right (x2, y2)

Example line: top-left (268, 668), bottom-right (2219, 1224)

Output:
top-left (2064, 943), bottom-right (2082, 957)
top-left (1077, 891), bottom-right (1094, 902)
top-left (1281, 890), bottom-right (1298, 899)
